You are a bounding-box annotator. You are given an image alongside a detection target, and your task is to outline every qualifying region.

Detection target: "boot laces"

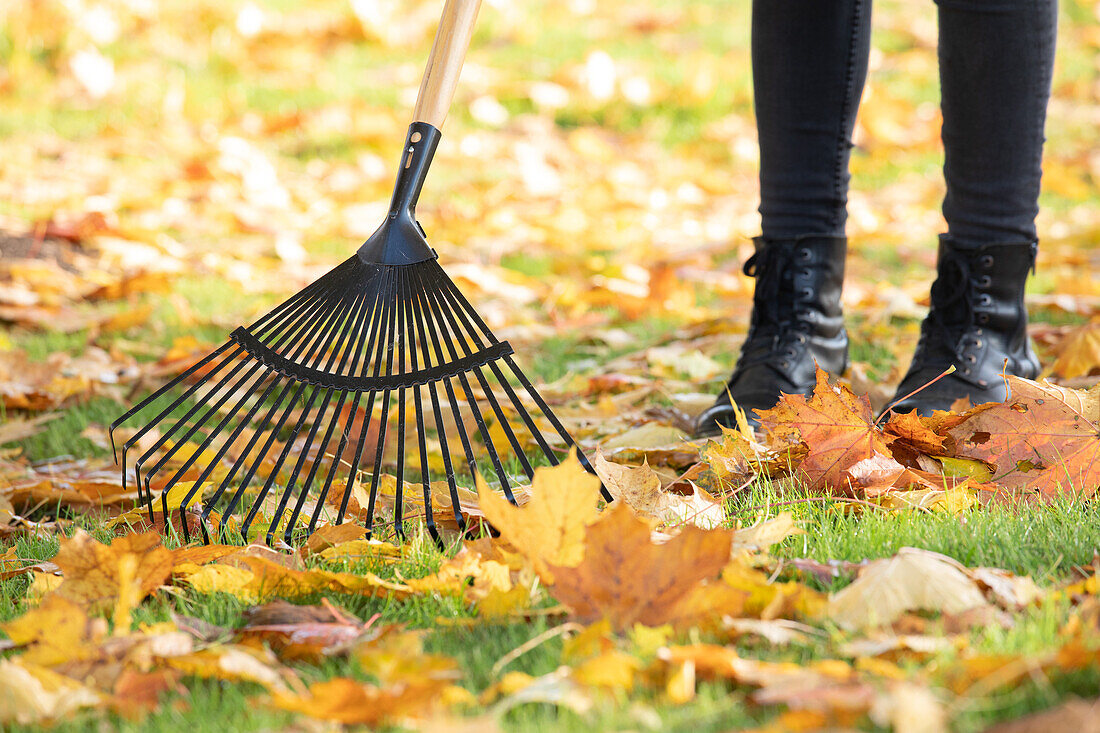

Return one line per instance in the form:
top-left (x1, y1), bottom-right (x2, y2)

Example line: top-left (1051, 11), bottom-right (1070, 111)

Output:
top-left (735, 243), bottom-right (812, 371)
top-left (924, 247), bottom-right (983, 364)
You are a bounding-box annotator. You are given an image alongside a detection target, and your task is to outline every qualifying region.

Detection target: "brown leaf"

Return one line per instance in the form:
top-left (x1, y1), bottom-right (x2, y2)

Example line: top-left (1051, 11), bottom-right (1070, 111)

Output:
top-left (594, 448), bottom-right (725, 529)
top-left (949, 377), bottom-right (1100, 498)
top-left (111, 669), bottom-right (183, 719)
top-left (301, 522), bottom-right (368, 556)
top-left (547, 502), bottom-right (737, 630)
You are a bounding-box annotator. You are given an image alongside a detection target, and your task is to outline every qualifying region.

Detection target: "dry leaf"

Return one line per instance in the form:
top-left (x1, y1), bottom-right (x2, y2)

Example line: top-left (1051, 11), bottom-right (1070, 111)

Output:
top-left (827, 547), bottom-right (989, 630)
top-left (950, 377), bottom-right (1100, 498)
top-left (758, 368), bottom-right (897, 493)
top-left (548, 502), bottom-right (740, 630)
top-left (51, 530), bottom-right (173, 615)
top-left (0, 658), bottom-right (102, 725)
top-left (477, 453), bottom-right (601, 583)
top-left (269, 676), bottom-right (449, 725)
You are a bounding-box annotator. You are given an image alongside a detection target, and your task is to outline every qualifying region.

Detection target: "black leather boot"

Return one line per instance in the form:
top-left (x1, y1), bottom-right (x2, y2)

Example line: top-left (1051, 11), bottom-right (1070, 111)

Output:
top-left (694, 236), bottom-right (848, 437)
top-left (886, 237), bottom-right (1040, 416)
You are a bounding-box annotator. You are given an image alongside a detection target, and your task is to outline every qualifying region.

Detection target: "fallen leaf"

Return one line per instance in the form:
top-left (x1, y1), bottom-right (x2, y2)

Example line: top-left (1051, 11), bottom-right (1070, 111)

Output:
top-left (827, 547), bottom-right (989, 630)
top-left (0, 658), bottom-right (102, 725)
top-left (269, 676), bottom-right (449, 725)
top-left (477, 452), bottom-right (601, 583)
top-left (51, 530), bottom-right (173, 616)
top-left (757, 368), bottom-right (897, 493)
top-left (547, 502), bottom-right (739, 630)
top-left (949, 377), bottom-right (1100, 498)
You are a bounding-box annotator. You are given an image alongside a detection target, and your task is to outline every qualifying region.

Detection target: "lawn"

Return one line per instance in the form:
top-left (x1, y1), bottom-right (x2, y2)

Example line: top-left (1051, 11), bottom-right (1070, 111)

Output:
top-left (1, 0), bottom-right (1099, 730)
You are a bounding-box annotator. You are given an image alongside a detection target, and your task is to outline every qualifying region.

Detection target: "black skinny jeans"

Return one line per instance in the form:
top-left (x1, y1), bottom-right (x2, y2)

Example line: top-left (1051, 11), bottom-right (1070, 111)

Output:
top-left (752, 0), bottom-right (1057, 247)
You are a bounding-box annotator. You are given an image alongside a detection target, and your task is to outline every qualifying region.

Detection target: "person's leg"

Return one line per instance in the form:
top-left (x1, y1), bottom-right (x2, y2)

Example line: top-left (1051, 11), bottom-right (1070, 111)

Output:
top-left (696, 0), bottom-right (871, 436)
top-left (888, 0), bottom-right (1056, 415)
top-left (753, 0), bottom-right (872, 239)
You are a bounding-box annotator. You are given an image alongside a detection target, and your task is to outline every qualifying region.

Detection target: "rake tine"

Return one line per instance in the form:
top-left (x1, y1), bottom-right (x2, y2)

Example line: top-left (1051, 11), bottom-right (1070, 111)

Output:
top-left (134, 360), bottom-right (266, 523)
top-left (416, 267), bottom-right (515, 502)
top-left (408, 277), bottom-right (466, 531)
top-left (282, 281), bottom-right (377, 542)
top-left (300, 266), bottom-right (385, 529)
top-left (135, 277), bottom-right (344, 510)
top-left (414, 274), bottom-right (484, 501)
top-left (362, 269), bottom-right (401, 539)
top-left (118, 265), bottom-right (341, 471)
top-left (340, 266), bottom-right (396, 531)
top-left (206, 378), bottom-right (299, 543)
top-left (400, 265), bottom-right (439, 544)
top-left (110, 269), bottom-right (329, 462)
top-left (112, 342), bottom-right (234, 462)
top-left (391, 267), bottom-right (411, 540)
top-left (224, 286), bottom-right (363, 540)
top-left (426, 268), bottom-right (535, 480)
top-left (504, 354), bottom-right (606, 493)
top-left (256, 286), bottom-right (372, 543)
top-left (431, 264), bottom-right (566, 465)
top-left (329, 273), bottom-right (389, 525)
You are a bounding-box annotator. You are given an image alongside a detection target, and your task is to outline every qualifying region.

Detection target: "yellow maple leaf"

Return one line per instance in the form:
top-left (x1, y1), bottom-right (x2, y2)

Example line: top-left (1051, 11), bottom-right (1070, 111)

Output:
top-left (50, 530), bottom-right (173, 617)
top-left (477, 452), bottom-right (601, 583)
top-left (0, 595), bottom-right (106, 667)
top-left (0, 658), bottom-right (102, 725)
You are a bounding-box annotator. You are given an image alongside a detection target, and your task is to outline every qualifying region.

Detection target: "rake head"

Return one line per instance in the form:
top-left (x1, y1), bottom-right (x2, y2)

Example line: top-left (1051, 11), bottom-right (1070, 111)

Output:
top-left (111, 122), bottom-right (603, 547)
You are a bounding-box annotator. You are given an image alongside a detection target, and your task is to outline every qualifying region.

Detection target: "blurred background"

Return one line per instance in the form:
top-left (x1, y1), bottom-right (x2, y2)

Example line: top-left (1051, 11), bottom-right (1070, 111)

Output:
top-left (0, 0), bottom-right (1098, 451)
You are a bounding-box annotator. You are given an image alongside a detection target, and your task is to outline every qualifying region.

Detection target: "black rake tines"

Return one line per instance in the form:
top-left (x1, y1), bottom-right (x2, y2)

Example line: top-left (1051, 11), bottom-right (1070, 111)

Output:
top-left (110, 255), bottom-right (602, 546)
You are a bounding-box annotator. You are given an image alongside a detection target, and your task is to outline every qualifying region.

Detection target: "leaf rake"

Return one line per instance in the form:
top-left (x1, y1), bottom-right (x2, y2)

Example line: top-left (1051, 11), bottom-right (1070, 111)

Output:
top-left (110, 0), bottom-right (604, 546)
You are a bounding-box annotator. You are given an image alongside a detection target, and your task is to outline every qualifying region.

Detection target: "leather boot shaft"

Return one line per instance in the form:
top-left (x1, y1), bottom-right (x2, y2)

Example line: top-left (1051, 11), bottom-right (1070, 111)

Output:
top-left (695, 236), bottom-right (848, 436)
top-left (888, 237), bottom-right (1039, 415)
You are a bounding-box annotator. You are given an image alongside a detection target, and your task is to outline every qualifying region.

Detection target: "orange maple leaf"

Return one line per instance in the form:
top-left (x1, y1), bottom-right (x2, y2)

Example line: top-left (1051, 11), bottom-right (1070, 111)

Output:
top-left (547, 502), bottom-right (741, 630)
top-left (269, 677), bottom-right (450, 725)
top-left (757, 368), bottom-right (898, 494)
top-left (949, 377), bottom-right (1100, 499)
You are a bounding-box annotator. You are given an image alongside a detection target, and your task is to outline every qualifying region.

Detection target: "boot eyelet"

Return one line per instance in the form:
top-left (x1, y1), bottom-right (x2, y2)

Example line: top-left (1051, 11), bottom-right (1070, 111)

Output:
top-left (798, 249), bottom-right (812, 261)
top-left (963, 368), bottom-right (972, 375)
top-left (978, 314), bottom-right (989, 324)
top-left (780, 360), bottom-right (790, 369)
top-left (801, 288), bottom-right (813, 299)
top-left (979, 255), bottom-right (994, 268)
top-left (973, 339), bottom-right (983, 348)
top-left (979, 294), bottom-right (992, 306)
top-left (797, 334), bottom-right (807, 344)
top-left (966, 354), bottom-right (977, 364)
top-left (801, 269), bottom-right (812, 278)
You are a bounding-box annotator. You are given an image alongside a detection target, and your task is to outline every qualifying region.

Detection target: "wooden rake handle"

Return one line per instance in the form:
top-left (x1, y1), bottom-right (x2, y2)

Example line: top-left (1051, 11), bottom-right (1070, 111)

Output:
top-left (411, 0), bottom-right (483, 129)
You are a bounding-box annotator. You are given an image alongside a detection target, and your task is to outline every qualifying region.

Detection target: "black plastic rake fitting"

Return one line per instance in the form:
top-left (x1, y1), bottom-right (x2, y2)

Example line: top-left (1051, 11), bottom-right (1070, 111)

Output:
top-left (111, 122), bottom-right (608, 548)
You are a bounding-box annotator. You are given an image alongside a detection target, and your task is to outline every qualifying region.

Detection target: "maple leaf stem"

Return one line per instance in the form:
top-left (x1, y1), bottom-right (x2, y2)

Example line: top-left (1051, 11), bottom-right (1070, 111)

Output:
top-left (875, 365), bottom-right (957, 426)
